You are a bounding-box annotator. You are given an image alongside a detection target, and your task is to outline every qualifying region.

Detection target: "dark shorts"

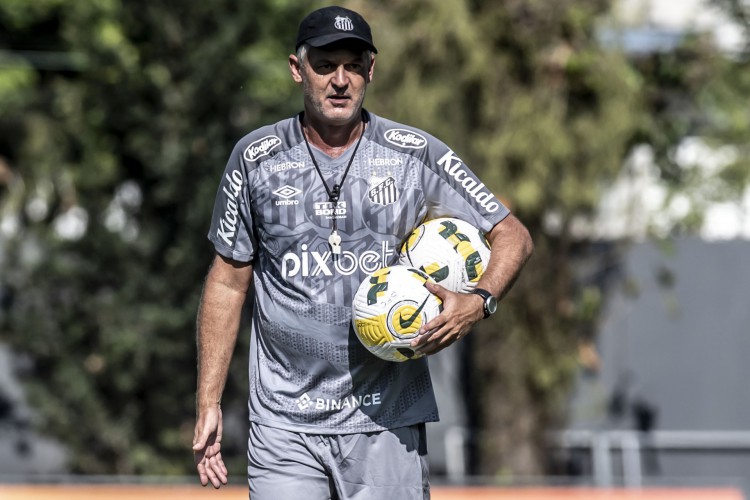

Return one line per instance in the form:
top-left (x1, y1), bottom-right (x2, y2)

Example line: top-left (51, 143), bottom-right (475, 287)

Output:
top-left (247, 422), bottom-right (430, 500)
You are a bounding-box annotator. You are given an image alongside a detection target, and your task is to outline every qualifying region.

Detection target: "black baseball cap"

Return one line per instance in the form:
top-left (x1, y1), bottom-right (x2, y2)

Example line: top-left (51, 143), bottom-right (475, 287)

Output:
top-left (295, 6), bottom-right (377, 53)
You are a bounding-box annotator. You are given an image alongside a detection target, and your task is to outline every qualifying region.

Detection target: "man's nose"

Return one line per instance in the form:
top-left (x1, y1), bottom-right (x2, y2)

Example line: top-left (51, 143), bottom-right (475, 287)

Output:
top-left (331, 65), bottom-right (348, 88)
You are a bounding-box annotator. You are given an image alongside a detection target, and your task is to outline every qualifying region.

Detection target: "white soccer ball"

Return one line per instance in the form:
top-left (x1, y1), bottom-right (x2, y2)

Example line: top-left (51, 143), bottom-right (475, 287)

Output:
top-left (398, 217), bottom-right (491, 293)
top-left (352, 265), bottom-right (443, 362)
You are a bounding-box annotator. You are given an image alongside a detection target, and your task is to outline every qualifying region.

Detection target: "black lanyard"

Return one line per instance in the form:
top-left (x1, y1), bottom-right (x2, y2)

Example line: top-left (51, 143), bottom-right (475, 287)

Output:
top-left (300, 114), bottom-right (366, 255)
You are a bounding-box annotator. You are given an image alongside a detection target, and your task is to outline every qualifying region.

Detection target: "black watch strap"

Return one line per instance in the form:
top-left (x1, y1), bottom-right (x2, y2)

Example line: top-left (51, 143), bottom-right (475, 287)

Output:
top-left (470, 288), bottom-right (498, 319)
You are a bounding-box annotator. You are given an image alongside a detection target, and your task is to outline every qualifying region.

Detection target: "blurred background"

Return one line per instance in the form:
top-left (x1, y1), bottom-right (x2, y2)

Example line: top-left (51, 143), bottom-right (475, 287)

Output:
top-left (1, 0), bottom-right (749, 498)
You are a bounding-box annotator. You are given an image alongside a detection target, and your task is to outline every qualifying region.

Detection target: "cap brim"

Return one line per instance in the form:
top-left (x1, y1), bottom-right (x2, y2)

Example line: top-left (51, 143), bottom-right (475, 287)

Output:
top-left (304, 34), bottom-right (378, 53)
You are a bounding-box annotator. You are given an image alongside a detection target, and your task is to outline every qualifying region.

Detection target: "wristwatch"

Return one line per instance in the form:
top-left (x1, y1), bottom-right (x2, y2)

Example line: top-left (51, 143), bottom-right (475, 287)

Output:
top-left (470, 288), bottom-right (498, 319)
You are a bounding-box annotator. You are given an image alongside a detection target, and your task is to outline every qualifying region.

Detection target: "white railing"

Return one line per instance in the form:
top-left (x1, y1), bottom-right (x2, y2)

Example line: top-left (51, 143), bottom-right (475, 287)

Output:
top-left (556, 430), bottom-right (750, 487)
top-left (442, 427), bottom-right (750, 487)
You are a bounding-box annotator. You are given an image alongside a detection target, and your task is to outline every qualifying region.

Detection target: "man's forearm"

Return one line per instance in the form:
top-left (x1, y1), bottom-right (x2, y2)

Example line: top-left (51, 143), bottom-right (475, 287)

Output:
top-left (196, 258), bottom-right (252, 411)
top-left (480, 214), bottom-right (534, 300)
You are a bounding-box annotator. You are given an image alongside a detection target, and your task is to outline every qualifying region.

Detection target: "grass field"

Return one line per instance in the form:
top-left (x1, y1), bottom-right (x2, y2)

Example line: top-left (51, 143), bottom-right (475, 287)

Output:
top-left (0, 485), bottom-right (744, 499)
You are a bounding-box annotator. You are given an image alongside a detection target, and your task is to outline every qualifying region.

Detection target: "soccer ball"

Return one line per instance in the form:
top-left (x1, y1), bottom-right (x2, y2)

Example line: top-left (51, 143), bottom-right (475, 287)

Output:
top-left (352, 265), bottom-right (443, 362)
top-left (398, 217), bottom-right (491, 293)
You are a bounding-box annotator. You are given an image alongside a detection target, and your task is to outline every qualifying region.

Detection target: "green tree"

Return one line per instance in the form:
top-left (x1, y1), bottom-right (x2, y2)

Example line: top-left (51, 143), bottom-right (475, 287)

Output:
top-left (632, 13), bottom-right (750, 233)
top-left (359, 0), bottom-right (642, 475)
top-left (0, 0), bottom-right (316, 474)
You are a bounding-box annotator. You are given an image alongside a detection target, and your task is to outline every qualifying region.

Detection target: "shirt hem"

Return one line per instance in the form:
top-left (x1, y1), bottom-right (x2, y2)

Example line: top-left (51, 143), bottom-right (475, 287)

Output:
top-left (248, 414), bottom-right (440, 435)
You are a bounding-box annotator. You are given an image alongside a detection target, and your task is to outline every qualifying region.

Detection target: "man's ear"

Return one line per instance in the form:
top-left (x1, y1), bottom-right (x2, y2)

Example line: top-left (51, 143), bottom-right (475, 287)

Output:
top-left (289, 54), bottom-right (303, 83)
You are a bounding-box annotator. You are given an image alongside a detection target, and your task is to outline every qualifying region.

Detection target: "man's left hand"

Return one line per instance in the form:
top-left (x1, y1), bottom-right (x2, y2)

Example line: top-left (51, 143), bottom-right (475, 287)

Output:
top-left (410, 281), bottom-right (484, 355)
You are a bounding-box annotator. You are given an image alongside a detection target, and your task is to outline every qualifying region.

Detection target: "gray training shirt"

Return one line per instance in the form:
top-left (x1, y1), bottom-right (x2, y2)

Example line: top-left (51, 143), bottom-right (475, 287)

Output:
top-left (207, 110), bottom-right (509, 434)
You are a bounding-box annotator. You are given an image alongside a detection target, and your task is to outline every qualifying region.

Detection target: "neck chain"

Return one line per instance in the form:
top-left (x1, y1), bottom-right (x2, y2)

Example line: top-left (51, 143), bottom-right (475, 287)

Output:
top-left (300, 114), bottom-right (366, 255)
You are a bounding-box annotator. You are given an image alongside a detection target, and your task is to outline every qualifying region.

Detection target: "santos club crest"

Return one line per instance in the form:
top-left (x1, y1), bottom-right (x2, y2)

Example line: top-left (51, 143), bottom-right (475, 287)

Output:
top-left (368, 176), bottom-right (399, 206)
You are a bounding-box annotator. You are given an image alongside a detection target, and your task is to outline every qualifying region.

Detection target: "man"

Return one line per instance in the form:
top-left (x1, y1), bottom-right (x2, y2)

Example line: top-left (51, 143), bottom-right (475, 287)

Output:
top-left (192, 5), bottom-right (533, 499)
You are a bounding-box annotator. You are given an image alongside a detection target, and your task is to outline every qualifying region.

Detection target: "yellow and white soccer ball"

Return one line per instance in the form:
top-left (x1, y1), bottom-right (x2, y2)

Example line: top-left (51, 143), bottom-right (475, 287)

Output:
top-left (398, 217), bottom-right (491, 293)
top-left (352, 265), bottom-right (443, 362)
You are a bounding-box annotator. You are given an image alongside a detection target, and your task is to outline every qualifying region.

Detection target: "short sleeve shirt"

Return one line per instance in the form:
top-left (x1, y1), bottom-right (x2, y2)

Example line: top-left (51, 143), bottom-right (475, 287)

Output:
top-left (207, 110), bottom-right (509, 434)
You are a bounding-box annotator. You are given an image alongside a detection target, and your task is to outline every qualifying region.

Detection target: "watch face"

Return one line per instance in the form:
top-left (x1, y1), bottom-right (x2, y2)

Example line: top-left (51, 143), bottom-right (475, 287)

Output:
top-left (486, 297), bottom-right (498, 315)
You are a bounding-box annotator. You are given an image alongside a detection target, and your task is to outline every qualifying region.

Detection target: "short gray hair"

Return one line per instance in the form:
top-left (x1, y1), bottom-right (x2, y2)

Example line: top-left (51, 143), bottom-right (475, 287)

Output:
top-left (296, 43), bottom-right (309, 65)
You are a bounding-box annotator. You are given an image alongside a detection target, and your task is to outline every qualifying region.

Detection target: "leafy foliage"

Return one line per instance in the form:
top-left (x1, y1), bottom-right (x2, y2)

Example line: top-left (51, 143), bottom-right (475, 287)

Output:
top-left (0, 0), bottom-right (313, 474)
top-left (363, 0), bottom-right (642, 474)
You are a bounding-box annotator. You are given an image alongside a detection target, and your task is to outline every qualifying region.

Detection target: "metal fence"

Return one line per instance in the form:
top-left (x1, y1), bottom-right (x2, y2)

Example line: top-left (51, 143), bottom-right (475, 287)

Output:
top-left (441, 426), bottom-right (750, 495)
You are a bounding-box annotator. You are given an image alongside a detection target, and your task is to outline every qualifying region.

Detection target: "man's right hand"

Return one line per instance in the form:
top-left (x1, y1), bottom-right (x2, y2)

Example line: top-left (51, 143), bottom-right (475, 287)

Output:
top-left (192, 405), bottom-right (228, 488)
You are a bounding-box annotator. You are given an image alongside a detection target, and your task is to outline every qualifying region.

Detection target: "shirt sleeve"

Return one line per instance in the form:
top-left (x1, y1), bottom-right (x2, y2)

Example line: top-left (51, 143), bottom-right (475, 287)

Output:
top-left (420, 141), bottom-right (510, 233)
top-left (207, 141), bottom-right (257, 262)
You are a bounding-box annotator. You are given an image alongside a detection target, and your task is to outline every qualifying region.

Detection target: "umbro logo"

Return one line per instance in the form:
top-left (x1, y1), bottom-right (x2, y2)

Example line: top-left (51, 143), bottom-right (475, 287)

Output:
top-left (273, 185), bottom-right (301, 206)
top-left (273, 185), bottom-right (301, 198)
